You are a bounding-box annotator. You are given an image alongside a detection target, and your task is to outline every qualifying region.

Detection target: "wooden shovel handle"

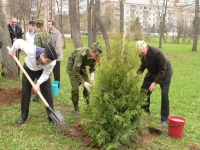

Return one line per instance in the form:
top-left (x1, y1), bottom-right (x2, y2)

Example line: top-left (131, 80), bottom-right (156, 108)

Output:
top-left (7, 46), bottom-right (49, 107)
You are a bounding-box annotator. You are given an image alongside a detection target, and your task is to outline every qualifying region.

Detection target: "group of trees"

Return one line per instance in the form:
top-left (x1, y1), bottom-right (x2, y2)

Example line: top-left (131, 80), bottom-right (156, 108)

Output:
top-left (0, 0), bottom-right (199, 77)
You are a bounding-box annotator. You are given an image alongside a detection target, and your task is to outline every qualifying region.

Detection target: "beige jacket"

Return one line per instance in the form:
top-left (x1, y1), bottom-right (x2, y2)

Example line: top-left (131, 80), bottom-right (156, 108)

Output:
top-left (51, 28), bottom-right (63, 61)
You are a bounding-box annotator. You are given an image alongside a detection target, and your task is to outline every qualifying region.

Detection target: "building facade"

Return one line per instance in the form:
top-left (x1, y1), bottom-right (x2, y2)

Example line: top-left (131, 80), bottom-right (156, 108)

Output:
top-left (101, 0), bottom-right (195, 34)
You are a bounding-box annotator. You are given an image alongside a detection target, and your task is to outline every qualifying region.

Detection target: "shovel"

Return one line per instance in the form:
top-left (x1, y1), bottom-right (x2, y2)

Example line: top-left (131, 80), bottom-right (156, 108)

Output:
top-left (7, 46), bottom-right (66, 127)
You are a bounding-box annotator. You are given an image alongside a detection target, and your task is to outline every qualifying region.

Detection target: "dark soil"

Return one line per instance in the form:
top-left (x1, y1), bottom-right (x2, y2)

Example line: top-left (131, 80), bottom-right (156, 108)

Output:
top-left (0, 87), bottom-right (22, 106)
top-left (64, 122), bottom-right (163, 149)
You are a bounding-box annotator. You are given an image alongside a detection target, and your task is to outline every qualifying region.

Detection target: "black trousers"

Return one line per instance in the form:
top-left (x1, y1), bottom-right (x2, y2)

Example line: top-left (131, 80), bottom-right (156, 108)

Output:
top-left (141, 75), bottom-right (171, 121)
top-left (21, 64), bottom-right (54, 120)
top-left (53, 61), bottom-right (60, 82)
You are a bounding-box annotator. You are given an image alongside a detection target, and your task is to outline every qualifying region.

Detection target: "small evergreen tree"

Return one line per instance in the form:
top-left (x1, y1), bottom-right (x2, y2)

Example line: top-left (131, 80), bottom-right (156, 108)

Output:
top-left (80, 36), bottom-right (146, 149)
top-left (130, 17), bottom-right (143, 40)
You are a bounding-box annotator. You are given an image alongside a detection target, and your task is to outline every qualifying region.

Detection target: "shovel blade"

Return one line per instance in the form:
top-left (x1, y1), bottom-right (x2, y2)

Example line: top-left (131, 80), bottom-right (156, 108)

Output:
top-left (49, 110), bottom-right (66, 127)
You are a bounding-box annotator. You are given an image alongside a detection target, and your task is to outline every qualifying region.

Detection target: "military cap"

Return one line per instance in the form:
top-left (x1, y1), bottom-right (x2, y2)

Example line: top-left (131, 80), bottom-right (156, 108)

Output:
top-left (44, 43), bottom-right (57, 60)
top-left (35, 19), bottom-right (44, 27)
top-left (91, 42), bottom-right (103, 57)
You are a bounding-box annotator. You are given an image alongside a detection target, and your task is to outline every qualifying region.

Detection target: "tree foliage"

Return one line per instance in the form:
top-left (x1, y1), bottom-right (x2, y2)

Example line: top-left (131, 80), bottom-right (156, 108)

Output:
top-left (130, 17), bottom-right (143, 40)
top-left (80, 36), bottom-right (146, 149)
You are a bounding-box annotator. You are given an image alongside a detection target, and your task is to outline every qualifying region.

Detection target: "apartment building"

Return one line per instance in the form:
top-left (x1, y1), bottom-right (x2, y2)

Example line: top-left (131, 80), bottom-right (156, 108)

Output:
top-left (101, 0), bottom-right (195, 34)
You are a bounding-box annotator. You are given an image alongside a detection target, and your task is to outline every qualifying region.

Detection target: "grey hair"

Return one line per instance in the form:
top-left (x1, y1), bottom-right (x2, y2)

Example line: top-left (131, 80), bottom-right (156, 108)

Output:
top-left (136, 40), bottom-right (147, 49)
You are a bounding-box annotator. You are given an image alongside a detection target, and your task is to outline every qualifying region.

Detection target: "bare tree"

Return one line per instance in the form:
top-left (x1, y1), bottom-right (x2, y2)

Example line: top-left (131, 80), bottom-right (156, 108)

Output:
top-left (87, 0), bottom-right (94, 46)
top-left (55, 0), bottom-right (67, 48)
top-left (95, 0), bottom-right (111, 59)
top-left (0, 1), bottom-right (18, 79)
top-left (119, 0), bottom-right (124, 33)
top-left (192, 0), bottom-right (199, 51)
top-left (91, 1), bottom-right (97, 43)
top-left (69, 0), bottom-right (83, 49)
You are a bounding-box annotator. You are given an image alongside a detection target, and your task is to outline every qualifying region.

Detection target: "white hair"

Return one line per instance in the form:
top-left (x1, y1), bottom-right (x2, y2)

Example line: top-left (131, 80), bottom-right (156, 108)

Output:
top-left (136, 40), bottom-right (147, 49)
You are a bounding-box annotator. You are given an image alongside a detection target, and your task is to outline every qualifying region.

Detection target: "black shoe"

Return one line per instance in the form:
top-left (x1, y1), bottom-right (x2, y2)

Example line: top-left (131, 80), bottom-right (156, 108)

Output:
top-left (17, 118), bottom-right (25, 124)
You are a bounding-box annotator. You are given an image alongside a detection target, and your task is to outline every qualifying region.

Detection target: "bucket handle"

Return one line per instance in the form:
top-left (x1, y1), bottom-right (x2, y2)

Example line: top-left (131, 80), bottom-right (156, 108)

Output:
top-left (168, 122), bottom-right (185, 127)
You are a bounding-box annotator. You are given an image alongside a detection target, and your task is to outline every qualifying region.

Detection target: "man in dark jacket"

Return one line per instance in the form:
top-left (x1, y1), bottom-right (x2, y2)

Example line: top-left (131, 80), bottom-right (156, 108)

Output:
top-left (8, 17), bottom-right (23, 76)
top-left (136, 41), bottom-right (173, 126)
top-left (8, 17), bottom-right (23, 44)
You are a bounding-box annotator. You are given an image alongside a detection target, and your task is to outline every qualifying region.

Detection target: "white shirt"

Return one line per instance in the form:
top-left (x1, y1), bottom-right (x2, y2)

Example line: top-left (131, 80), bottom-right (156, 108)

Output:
top-left (10, 39), bottom-right (56, 84)
top-left (25, 29), bottom-right (37, 45)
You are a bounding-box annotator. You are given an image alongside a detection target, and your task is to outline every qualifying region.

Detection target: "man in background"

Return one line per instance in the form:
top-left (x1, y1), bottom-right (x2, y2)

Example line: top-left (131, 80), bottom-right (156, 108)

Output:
top-left (25, 21), bottom-right (37, 44)
top-left (8, 17), bottom-right (23, 76)
top-left (48, 20), bottom-right (63, 87)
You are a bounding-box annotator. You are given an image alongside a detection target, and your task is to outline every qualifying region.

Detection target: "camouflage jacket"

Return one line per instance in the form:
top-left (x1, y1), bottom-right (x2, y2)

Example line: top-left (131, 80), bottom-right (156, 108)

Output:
top-left (67, 47), bottom-right (96, 84)
top-left (34, 30), bottom-right (52, 48)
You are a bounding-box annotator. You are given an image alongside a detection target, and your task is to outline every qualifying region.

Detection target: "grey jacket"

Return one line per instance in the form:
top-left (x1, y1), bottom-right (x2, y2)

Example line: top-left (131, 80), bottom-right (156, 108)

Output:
top-left (50, 28), bottom-right (63, 61)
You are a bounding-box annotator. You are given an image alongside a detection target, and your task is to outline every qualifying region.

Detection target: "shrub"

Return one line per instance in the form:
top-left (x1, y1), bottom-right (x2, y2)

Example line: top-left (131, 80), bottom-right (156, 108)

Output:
top-left (80, 36), bottom-right (146, 149)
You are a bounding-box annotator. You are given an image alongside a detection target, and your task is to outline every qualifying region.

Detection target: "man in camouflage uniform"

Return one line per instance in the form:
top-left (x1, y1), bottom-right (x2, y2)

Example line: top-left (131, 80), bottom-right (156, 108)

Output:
top-left (67, 43), bottom-right (103, 118)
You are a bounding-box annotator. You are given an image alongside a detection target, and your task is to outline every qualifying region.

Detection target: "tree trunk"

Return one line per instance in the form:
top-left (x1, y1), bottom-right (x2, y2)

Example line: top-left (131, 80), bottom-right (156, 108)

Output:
top-left (157, 0), bottom-right (167, 48)
top-left (92, 1), bottom-right (97, 43)
top-left (95, 0), bottom-right (111, 60)
top-left (69, 0), bottom-right (82, 49)
top-left (192, 0), bottom-right (199, 51)
top-left (119, 0), bottom-right (124, 33)
top-left (0, 2), bottom-right (18, 79)
top-left (87, 0), bottom-right (94, 46)
top-left (56, 0), bottom-right (66, 49)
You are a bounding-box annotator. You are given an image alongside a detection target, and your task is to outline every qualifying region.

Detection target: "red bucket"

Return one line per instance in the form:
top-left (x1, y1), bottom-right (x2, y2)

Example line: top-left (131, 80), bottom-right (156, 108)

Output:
top-left (168, 116), bottom-right (185, 139)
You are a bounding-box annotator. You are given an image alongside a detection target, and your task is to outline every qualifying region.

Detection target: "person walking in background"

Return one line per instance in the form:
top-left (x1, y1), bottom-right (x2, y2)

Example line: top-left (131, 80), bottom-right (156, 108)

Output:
top-left (31, 19), bottom-right (52, 102)
top-left (8, 39), bottom-right (57, 124)
top-left (136, 40), bottom-right (173, 126)
top-left (66, 43), bottom-right (103, 118)
top-left (8, 17), bottom-right (23, 76)
top-left (25, 21), bottom-right (37, 44)
top-left (48, 20), bottom-right (63, 87)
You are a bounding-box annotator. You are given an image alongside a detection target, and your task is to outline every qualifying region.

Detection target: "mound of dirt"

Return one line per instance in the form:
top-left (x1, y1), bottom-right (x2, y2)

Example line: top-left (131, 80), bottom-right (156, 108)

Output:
top-left (64, 122), bottom-right (162, 149)
top-left (0, 87), bottom-right (22, 106)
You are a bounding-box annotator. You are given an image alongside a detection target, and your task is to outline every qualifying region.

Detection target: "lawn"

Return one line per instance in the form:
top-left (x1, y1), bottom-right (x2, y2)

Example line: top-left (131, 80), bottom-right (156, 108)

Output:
top-left (0, 36), bottom-right (200, 150)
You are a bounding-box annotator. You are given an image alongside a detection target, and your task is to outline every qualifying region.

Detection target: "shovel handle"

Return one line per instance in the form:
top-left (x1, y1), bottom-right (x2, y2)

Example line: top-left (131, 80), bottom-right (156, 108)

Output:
top-left (7, 46), bottom-right (49, 107)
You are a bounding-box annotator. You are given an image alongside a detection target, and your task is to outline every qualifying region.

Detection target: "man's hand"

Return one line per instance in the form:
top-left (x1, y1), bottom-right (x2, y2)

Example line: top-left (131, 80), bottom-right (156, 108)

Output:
top-left (149, 82), bottom-right (157, 92)
top-left (84, 82), bottom-right (91, 92)
top-left (8, 51), bottom-right (16, 56)
top-left (13, 38), bottom-right (17, 42)
top-left (33, 82), bottom-right (40, 93)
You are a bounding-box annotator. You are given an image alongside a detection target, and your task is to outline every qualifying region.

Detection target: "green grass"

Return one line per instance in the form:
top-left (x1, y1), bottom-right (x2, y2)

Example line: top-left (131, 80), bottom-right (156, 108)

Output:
top-left (0, 36), bottom-right (200, 149)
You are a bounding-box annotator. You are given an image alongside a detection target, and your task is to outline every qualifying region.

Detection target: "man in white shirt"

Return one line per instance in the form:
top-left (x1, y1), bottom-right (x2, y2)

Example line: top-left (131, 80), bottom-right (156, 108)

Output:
top-left (8, 39), bottom-right (57, 124)
top-left (25, 21), bottom-right (37, 44)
